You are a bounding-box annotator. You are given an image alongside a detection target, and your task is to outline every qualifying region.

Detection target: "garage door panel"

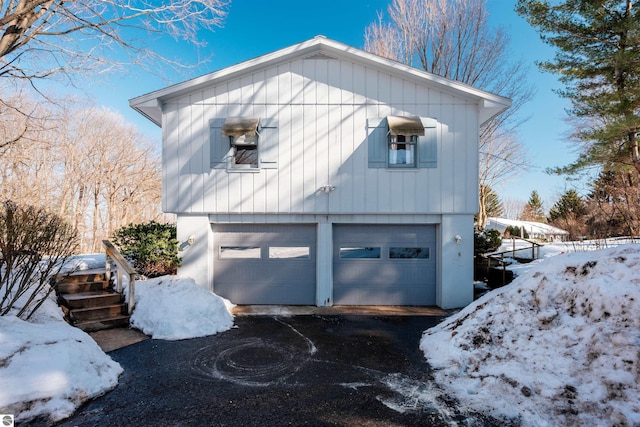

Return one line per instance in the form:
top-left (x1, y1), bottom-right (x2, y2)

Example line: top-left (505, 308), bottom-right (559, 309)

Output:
top-left (334, 286), bottom-right (435, 306)
top-left (333, 224), bottom-right (436, 306)
top-left (214, 224), bottom-right (316, 305)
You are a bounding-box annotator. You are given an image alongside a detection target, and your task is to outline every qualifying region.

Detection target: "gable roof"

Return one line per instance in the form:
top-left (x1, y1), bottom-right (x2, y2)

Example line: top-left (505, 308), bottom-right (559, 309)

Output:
top-left (486, 217), bottom-right (569, 236)
top-left (130, 35), bottom-right (511, 127)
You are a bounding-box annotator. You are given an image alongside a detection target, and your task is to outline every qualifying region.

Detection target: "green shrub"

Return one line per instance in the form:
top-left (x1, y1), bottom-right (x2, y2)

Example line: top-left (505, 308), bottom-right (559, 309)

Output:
top-left (504, 225), bottom-right (529, 239)
top-left (111, 221), bottom-right (180, 278)
top-left (474, 228), bottom-right (502, 255)
top-left (0, 201), bottom-right (78, 319)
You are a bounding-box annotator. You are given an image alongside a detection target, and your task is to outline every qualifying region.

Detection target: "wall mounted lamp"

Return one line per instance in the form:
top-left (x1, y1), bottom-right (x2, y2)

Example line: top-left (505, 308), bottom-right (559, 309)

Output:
top-left (454, 235), bottom-right (462, 244)
top-left (319, 184), bottom-right (336, 194)
top-left (188, 235), bottom-right (196, 245)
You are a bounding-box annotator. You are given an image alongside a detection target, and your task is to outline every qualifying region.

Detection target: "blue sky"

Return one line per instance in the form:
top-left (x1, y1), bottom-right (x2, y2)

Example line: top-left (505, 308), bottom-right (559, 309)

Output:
top-left (82, 0), bottom-right (582, 209)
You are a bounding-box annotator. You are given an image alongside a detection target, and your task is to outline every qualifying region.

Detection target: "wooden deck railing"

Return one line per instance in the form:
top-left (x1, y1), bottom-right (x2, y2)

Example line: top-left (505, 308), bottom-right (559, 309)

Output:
top-left (102, 240), bottom-right (137, 314)
top-left (482, 238), bottom-right (545, 286)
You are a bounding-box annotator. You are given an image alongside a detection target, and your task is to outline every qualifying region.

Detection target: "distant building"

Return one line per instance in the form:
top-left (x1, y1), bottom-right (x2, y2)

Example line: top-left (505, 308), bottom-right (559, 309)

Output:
top-left (486, 217), bottom-right (569, 242)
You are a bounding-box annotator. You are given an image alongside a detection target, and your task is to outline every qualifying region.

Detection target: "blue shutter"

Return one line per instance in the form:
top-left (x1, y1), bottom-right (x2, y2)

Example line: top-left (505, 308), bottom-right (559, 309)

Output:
top-left (210, 118), bottom-right (231, 169)
top-left (367, 118), bottom-right (387, 168)
top-left (259, 118), bottom-right (278, 169)
top-left (418, 117), bottom-right (437, 168)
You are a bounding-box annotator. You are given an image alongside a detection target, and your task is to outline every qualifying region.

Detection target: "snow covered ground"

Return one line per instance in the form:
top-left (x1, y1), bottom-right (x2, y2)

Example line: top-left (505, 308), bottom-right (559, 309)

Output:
top-left (2, 241), bottom-right (639, 425)
top-left (0, 259), bottom-right (234, 424)
top-left (422, 243), bottom-right (640, 426)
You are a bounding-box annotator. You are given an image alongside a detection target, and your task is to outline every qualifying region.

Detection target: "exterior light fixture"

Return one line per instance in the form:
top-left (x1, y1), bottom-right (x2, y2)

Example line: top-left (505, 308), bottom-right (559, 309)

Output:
top-left (188, 235), bottom-right (196, 245)
top-left (319, 184), bottom-right (336, 194)
top-left (454, 235), bottom-right (462, 244)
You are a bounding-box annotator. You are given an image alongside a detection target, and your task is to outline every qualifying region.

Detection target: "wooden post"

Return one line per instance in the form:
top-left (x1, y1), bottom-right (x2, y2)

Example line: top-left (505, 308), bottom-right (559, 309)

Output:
top-left (105, 256), bottom-right (111, 284)
top-left (116, 268), bottom-right (123, 294)
top-left (128, 274), bottom-right (135, 314)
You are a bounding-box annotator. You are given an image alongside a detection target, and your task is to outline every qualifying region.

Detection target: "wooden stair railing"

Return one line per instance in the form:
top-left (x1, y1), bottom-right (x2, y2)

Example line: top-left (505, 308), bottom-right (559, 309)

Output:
top-left (102, 240), bottom-right (137, 314)
top-left (482, 238), bottom-right (545, 286)
top-left (56, 241), bottom-right (139, 331)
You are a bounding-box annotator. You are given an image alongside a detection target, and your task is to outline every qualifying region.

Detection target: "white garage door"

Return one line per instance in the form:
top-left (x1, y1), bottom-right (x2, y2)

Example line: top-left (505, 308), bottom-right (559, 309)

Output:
top-left (213, 224), bottom-right (316, 305)
top-left (333, 224), bottom-right (436, 305)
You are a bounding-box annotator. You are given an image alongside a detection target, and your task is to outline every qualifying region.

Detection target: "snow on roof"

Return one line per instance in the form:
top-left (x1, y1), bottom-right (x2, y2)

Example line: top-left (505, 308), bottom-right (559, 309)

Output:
top-left (486, 217), bottom-right (569, 236)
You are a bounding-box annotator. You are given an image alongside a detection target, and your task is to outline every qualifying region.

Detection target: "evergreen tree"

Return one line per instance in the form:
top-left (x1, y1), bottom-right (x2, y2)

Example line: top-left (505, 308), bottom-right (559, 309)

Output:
top-left (477, 184), bottom-right (504, 228)
top-left (548, 189), bottom-right (587, 222)
top-left (520, 190), bottom-right (546, 222)
top-left (548, 189), bottom-right (588, 239)
top-left (516, 0), bottom-right (640, 177)
top-left (484, 185), bottom-right (505, 219)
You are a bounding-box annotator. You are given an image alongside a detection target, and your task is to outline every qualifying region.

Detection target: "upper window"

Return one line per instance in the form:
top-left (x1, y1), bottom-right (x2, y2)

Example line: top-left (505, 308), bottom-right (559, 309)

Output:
top-left (211, 117), bottom-right (279, 170)
top-left (389, 134), bottom-right (417, 168)
top-left (387, 115), bottom-right (424, 169)
top-left (222, 117), bottom-right (260, 168)
top-left (366, 116), bottom-right (437, 169)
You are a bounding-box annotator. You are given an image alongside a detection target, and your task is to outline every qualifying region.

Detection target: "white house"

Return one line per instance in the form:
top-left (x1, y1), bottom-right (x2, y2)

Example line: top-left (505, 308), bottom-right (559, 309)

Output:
top-left (486, 217), bottom-right (569, 242)
top-left (130, 36), bottom-right (511, 309)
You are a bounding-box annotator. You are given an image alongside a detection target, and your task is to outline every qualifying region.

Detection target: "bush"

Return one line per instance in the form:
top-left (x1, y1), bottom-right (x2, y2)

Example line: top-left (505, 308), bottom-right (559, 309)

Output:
top-left (111, 221), bottom-right (180, 278)
top-left (0, 201), bottom-right (78, 319)
top-left (504, 225), bottom-right (529, 239)
top-left (474, 228), bottom-right (502, 255)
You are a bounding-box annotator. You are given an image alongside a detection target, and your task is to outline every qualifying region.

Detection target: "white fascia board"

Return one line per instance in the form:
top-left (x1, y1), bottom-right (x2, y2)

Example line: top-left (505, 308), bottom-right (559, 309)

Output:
top-left (129, 98), bottom-right (163, 127)
top-left (129, 35), bottom-right (511, 127)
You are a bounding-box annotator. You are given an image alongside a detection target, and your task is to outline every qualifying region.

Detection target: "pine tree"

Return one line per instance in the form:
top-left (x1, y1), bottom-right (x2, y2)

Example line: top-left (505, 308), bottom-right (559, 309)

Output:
top-left (516, 0), bottom-right (640, 177)
top-left (520, 190), bottom-right (546, 222)
top-left (548, 189), bottom-right (587, 239)
top-left (477, 184), bottom-right (504, 228)
top-left (484, 185), bottom-right (505, 218)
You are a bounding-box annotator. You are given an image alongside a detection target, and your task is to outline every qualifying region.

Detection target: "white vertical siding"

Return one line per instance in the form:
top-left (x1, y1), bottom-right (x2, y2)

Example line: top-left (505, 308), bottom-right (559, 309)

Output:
top-left (162, 58), bottom-right (481, 216)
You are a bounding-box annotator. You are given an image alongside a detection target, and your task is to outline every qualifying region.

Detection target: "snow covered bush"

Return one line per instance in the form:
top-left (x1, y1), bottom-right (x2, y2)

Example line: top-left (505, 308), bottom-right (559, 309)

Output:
top-left (0, 201), bottom-right (78, 319)
top-left (474, 228), bottom-right (502, 254)
top-left (111, 221), bottom-right (180, 277)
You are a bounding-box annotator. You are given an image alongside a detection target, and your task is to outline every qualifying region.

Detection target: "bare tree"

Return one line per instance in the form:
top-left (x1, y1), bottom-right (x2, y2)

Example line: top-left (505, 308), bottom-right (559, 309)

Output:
top-left (0, 1), bottom-right (229, 80)
top-left (586, 171), bottom-right (640, 237)
top-left (61, 106), bottom-right (164, 252)
top-left (0, 96), bottom-right (164, 252)
top-left (364, 0), bottom-right (532, 229)
top-left (502, 198), bottom-right (526, 221)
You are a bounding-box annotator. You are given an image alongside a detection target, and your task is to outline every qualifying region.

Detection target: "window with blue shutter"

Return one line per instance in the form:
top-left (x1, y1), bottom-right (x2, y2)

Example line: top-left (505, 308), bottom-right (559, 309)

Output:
top-left (209, 117), bottom-right (279, 170)
top-left (367, 116), bottom-right (438, 169)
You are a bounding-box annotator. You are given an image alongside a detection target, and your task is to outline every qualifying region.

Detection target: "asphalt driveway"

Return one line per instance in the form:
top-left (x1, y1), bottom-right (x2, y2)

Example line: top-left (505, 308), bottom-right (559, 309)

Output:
top-left (41, 314), bottom-right (507, 426)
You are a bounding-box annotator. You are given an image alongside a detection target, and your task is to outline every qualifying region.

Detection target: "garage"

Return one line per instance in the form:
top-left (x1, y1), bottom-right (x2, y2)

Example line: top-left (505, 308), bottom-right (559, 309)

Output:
top-left (333, 224), bottom-right (436, 305)
top-left (213, 224), bottom-right (316, 304)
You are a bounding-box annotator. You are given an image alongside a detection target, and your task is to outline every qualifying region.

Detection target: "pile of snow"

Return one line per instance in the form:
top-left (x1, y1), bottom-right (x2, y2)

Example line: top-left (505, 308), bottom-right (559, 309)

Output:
top-left (0, 313), bottom-right (122, 423)
top-left (497, 237), bottom-right (639, 279)
top-left (130, 276), bottom-right (234, 340)
top-left (1, 263), bottom-right (234, 422)
top-left (422, 244), bottom-right (640, 426)
top-left (61, 253), bottom-right (106, 273)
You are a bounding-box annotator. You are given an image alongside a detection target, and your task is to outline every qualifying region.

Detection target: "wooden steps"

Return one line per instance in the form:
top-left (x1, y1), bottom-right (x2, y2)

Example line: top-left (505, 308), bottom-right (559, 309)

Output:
top-left (56, 268), bottom-right (130, 332)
